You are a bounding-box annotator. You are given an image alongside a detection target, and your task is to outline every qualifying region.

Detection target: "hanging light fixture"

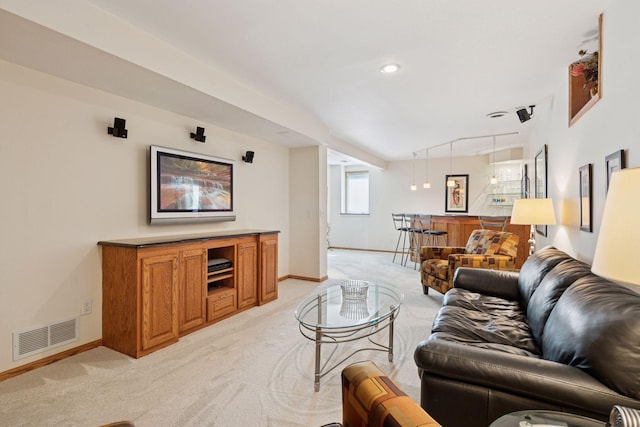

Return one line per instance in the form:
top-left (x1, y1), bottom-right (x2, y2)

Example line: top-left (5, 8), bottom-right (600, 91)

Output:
top-left (447, 142), bottom-right (456, 187)
top-left (490, 135), bottom-right (498, 185)
top-left (423, 148), bottom-right (431, 189)
top-left (410, 152), bottom-right (417, 191)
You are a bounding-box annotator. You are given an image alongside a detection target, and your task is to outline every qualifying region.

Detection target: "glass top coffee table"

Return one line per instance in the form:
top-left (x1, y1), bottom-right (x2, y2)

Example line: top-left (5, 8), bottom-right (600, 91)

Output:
top-left (294, 281), bottom-right (403, 391)
top-left (490, 410), bottom-right (606, 427)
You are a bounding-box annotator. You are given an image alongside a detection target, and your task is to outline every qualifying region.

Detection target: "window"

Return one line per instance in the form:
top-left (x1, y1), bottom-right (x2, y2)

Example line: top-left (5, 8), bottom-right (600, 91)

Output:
top-left (343, 171), bottom-right (369, 214)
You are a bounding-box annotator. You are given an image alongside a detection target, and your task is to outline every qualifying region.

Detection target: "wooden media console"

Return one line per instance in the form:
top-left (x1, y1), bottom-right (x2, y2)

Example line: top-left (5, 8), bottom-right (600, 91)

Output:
top-left (98, 230), bottom-right (279, 358)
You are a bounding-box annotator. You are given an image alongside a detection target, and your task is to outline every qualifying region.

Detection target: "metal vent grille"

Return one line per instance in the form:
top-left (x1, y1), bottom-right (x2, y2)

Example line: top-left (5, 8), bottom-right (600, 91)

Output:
top-left (50, 319), bottom-right (77, 346)
top-left (13, 317), bottom-right (79, 360)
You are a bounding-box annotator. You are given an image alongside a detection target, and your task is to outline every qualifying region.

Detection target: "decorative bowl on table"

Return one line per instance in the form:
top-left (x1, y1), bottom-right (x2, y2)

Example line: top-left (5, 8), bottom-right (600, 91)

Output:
top-left (340, 279), bottom-right (370, 301)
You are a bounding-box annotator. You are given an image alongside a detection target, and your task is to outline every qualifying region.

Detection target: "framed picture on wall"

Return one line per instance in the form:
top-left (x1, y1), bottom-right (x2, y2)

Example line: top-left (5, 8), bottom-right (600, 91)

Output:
top-left (605, 149), bottom-right (626, 193)
top-left (569, 14), bottom-right (602, 126)
top-left (534, 145), bottom-right (548, 236)
top-left (445, 174), bottom-right (469, 213)
top-left (579, 163), bottom-right (593, 232)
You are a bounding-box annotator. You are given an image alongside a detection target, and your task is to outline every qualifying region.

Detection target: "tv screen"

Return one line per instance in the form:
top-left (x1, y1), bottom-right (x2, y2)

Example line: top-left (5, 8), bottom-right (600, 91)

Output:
top-left (150, 145), bottom-right (236, 224)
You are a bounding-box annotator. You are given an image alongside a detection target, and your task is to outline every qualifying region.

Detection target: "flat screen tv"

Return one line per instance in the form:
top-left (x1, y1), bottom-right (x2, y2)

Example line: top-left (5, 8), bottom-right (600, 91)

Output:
top-left (150, 145), bottom-right (236, 224)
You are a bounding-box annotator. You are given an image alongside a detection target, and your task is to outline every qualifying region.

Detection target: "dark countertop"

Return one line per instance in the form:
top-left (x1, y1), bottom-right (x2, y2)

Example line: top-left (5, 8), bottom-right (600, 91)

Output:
top-left (98, 229), bottom-right (280, 248)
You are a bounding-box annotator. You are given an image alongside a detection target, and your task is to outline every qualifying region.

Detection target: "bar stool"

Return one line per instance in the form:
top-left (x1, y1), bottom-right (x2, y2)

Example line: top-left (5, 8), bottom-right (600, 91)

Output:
top-left (420, 214), bottom-right (448, 246)
top-left (392, 213), bottom-right (414, 265)
top-left (478, 215), bottom-right (508, 231)
top-left (406, 214), bottom-right (448, 269)
top-left (402, 214), bottom-right (420, 267)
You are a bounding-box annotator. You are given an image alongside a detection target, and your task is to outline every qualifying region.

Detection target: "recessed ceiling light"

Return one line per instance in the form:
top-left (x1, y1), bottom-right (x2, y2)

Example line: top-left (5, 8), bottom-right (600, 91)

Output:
top-left (380, 64), bottom-right (400, 74)
top-left (487, 111), bottom-right (508, 119)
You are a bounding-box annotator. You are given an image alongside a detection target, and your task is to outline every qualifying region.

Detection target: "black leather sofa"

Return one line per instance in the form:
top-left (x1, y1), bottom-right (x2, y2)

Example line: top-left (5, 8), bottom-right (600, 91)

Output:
top-left (414, 246), bottom-right (640, 427)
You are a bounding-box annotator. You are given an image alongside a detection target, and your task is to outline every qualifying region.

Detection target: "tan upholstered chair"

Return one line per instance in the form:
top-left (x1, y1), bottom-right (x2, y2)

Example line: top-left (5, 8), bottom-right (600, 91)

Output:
top-left (322, 360), bottom-right (441, 427)
top-left (420, 229), bottom-right (519, 295)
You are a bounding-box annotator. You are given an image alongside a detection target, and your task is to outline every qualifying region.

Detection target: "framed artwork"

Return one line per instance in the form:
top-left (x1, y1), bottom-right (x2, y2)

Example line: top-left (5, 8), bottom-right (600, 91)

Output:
top-left (569, 14), bottom-right (602, 126)
top-left (579, 163), bottom-right (593, 232)
top-left (534, 145), bottom-right (548, 236)
top-left (445, 174), bottom-right (469, 213)
top-left (605, 150), bottom-right (626, 193)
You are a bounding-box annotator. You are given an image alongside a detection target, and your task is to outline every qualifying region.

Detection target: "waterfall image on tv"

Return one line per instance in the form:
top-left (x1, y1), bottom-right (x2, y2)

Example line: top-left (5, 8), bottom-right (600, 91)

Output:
top-left (150, 146), bottom-right (236, 224)
top-left (160, 156), bottom-right (230, 211)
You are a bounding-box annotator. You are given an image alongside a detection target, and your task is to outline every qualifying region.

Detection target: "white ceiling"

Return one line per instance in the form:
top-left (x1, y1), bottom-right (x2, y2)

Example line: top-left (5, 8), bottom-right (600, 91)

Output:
top-left (1, 1), bottom-right (609, 163)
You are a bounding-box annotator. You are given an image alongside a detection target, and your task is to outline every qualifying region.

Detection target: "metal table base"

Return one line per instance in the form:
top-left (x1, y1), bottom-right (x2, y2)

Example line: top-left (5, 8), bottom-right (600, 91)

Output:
top-left (296, 285), bottom-right (402, 391)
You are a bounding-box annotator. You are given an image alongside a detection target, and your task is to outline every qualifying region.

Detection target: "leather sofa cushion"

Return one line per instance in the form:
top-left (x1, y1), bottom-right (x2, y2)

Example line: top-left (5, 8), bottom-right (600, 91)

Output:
top-left (433, 289), bottom-right (540, 356)
top-left (517, 246), bottom-right (574, 311)
top-left (526, 258), bottom-right (592, 344)
top-left (542, 275), bottom-right (640, 400)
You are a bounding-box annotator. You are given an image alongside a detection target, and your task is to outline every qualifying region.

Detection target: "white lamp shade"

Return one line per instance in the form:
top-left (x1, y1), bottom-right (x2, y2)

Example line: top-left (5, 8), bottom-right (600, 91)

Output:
top-left (510, 198), bottom-right (557, 225)
top-left (592, 168), bottom-right (640, 286)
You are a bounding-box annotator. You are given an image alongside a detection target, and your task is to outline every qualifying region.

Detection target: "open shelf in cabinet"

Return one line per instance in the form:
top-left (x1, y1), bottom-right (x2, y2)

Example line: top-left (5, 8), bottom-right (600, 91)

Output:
top-left (206, 246), bottom-right (234, 295)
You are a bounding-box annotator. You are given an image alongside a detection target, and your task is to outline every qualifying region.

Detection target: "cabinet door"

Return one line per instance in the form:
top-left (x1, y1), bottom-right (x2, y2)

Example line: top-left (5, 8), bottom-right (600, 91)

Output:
top-left (237, 239), bottom-right (258, 309)
top-left (179, 248), bottom-right (207, 333)
top-left (259, 234), bottom-right (278, 304)
top-left (140, 253), bottom-right (179, 351)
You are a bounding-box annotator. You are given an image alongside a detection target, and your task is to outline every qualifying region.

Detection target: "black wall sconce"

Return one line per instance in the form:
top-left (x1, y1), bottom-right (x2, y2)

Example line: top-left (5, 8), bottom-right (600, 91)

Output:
top-left (107, 117), bottom-right (128, 138)
top-left (190, 126), bottom-right (206, 143)
top-left (242, 151), bottom-right (255, 163)
top-left (516, 105), bottom-right (535, 123)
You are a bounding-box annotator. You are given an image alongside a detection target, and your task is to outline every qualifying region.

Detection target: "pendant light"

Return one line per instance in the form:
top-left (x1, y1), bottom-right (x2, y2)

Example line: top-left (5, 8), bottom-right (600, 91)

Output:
top-left (447, 142), bottom-right (456, 187)
top-left (490, 135), bottom-right (498, 185)
top-left (423, 148), bottom-right (431, 189)
top-left (410, 152), bottom-right (417, 191)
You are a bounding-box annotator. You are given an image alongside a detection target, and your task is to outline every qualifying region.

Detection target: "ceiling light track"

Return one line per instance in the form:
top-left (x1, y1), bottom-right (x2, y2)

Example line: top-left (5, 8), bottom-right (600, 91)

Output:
top-left (413, 131), bottom-right (519, 155)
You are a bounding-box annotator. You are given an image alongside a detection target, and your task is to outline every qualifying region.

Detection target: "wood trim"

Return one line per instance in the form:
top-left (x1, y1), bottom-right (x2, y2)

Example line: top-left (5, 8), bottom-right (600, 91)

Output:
top-left (329, 246), bottom-right (393, 254)
top-left (284, 274), bottom-right (328, 282)
top-left (0, 339), bottom-right (102, 382)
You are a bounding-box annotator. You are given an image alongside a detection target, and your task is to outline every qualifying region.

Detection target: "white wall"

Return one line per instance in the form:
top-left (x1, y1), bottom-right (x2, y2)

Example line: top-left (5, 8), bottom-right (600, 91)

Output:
top-left (0, 60), bottom-right (291, 373)
top-left (329, 152), bottom-right (501, 251)
top-left (289, 146), bottom-right (328, 279)
top-left (528, 0), bottom-right (640, 263)
top-left (330, 0), bottom-right (640, 259)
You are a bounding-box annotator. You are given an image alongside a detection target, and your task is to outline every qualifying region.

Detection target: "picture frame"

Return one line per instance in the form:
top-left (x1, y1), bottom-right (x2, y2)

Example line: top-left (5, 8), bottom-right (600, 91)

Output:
top-left (579, 163), bottom-right (593, 232)
top-left (605, 149), bottom-right (626, 193)
top-left (445, 174), bottom-right (469, 213)
top-left (569, 14), bottom-right (602, 126)
top-left (534, 145), bottom-right (548, 236)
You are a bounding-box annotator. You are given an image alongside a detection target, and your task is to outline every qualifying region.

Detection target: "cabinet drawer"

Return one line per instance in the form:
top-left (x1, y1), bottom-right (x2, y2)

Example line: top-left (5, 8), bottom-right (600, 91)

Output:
top-left (207, 289), bottom-right (237, 321)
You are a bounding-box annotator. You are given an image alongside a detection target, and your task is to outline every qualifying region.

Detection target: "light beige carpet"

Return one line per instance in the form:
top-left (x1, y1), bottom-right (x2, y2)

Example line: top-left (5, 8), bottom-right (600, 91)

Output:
top-left (0, 249), bottom-right (443, 427)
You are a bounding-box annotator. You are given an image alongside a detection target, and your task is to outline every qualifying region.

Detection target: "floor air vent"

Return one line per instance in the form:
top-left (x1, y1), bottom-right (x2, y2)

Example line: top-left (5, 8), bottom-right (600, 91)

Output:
top-left (13, 317), bottom-right (79, 360)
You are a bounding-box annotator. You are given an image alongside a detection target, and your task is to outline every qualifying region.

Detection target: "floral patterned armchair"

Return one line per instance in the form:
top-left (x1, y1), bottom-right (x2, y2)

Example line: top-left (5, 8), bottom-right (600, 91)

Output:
top-left (420, 229), bottom-right (519, 295)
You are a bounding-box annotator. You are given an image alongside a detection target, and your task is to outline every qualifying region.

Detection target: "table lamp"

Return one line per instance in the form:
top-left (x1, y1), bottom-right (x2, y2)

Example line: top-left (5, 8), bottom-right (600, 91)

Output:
top-left (591, 168), bottom-right (640, 287)
top-left (510, 198), bottom-right (557, 255)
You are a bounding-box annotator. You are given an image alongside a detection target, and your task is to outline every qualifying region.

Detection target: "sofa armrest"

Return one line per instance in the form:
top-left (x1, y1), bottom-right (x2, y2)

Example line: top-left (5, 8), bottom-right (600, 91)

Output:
top-left (420, 246), bottom-right (465, 262)
top-left (452, 267), bottom-right (520, 300)
top-left (414, 337), bottom-right (640, 416)
top-left (341, 361), bottom-right (441, 427)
